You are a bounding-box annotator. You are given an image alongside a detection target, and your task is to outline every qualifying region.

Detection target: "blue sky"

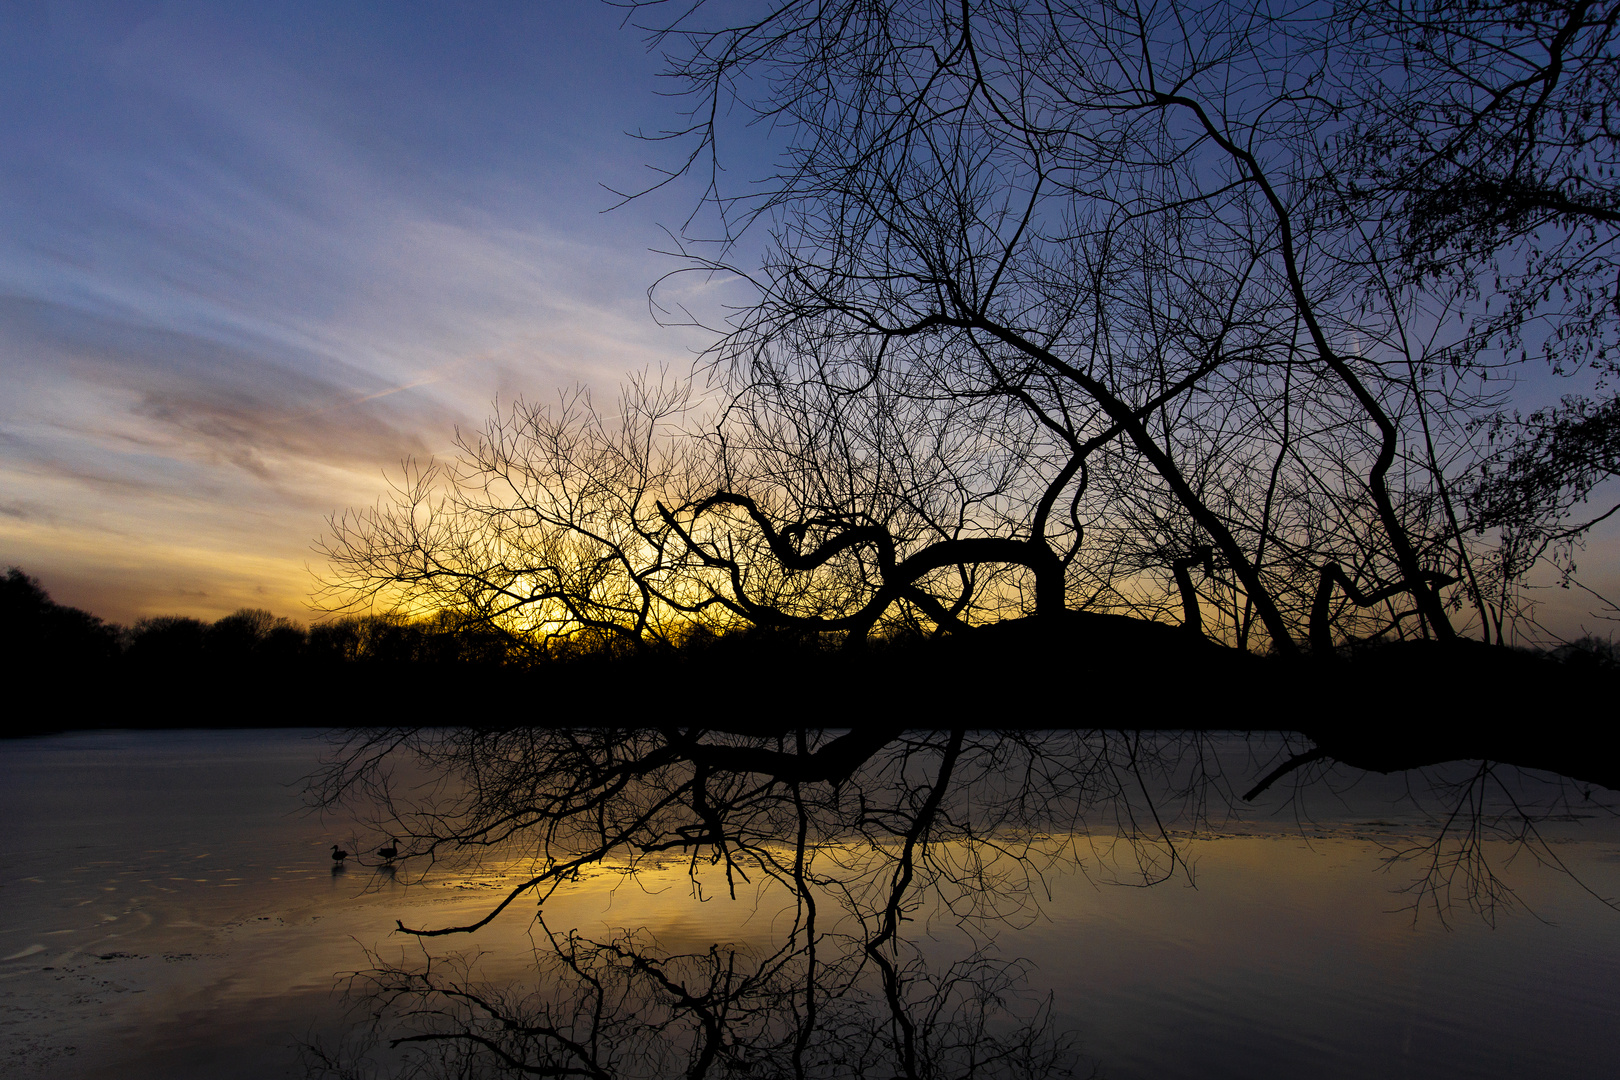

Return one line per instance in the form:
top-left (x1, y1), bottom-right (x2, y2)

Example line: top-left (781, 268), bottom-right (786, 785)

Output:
top-left (1, 1), bottom-right (733, 621)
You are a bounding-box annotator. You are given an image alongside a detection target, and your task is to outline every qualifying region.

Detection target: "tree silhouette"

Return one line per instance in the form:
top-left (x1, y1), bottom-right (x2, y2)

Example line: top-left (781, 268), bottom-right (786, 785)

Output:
top-left (1334, 0), bottom-right (1620, 637)
top-left (1, 566), bottom-right (122, 677)
top-left (321, 1), bottom-right (1619, 655)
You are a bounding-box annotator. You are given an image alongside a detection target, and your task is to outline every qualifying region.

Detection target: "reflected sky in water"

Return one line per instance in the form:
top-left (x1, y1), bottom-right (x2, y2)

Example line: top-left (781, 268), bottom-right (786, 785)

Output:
top-left (2, 729), bottom-right (1617, 1079)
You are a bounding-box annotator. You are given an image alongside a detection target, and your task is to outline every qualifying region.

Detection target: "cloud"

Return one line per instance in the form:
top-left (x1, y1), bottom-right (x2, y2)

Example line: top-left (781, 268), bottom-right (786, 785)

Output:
top-left (0, 294), bottom-right (456, 486)
top-left (0, 4), bottom-right (727, 623)
top-left (130, 389), bottom-right (434, 481)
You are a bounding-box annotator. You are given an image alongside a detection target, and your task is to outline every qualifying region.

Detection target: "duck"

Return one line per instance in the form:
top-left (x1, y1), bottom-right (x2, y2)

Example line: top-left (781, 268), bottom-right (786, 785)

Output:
top-left (376, 838), bottom-right (399, 862)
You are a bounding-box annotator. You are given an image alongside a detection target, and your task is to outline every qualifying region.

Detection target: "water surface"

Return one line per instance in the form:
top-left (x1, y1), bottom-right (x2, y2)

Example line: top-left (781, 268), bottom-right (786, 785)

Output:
top-left (2, 729), bottom-right (1616, 1078)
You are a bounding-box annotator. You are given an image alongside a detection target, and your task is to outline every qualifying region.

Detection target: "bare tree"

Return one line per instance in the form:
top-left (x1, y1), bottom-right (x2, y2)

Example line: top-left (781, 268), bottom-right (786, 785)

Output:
top-left (320, 2), bottom-right (1617, 656)
top-left (319, 376), bottom-right (721, 655)
top-left (1332, 0), bottom-right (1620, 637)
top-left (622, 0), bottom-right (1555, 653)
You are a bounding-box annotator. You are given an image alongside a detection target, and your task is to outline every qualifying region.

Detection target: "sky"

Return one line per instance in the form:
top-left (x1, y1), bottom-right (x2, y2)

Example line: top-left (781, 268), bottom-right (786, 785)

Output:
top-left (1, 0), bottom-right (734, 623)
top-left (1, 0), bottom-right (1614, 641)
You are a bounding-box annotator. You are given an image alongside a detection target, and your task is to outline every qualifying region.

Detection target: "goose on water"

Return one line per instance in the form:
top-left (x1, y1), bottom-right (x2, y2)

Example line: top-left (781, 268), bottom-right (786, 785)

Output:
top-left (331, 844), bottom-right (350, 864)
top-left (377, 839), bottom-right (399, 862)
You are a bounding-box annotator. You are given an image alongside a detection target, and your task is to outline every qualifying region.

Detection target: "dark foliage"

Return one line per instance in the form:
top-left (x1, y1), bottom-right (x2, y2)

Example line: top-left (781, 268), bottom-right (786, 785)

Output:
top-left (1, 566), bottom-right (122, 677)
top-left (5, 566), bottom-right (1614, 736)
top-left (1, 570), bottom-right (524, 734)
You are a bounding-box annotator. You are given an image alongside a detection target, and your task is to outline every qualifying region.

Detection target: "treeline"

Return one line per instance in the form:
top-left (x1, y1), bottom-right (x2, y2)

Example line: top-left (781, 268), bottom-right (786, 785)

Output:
top-left (0, 565), bottom-right (880, 676)
top-left (1, 567), bottom-right (516, 685)
top-left (0, 565), bottom-right (936, 689)
top-left (5, 565), bottom-right (1614, 738)
top-left (9, 565), bottom-right (1619, 680)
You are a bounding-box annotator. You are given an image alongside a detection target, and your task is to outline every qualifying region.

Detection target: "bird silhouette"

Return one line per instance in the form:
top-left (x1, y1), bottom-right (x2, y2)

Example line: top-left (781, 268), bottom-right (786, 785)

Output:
top-left (377, 838), bottom-right (399, 862)
top-left (331, 844), bottom-right (350, 864)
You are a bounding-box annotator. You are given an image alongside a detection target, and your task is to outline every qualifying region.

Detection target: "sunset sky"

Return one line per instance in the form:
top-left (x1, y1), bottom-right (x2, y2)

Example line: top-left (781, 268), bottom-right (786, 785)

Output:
top-left (3, 1), bottom-right (1615, 640)
top-left (0, 1), bottom-right (737, 623)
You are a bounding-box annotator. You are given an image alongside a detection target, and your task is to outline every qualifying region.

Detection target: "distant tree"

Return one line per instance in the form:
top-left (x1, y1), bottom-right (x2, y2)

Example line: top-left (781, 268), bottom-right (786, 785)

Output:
top-left (126, 614), bottom-right (210, 668)
top-left (1, 566), bottom-right (122, 673)
top-left (204, 608), bottom-right (306, 665)
top-left (305, 618), bottom-right (364, 665)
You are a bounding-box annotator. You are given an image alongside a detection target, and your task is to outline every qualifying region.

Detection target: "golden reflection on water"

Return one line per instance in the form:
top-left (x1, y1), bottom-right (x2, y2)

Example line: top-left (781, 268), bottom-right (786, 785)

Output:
top-left (6, 731), bottom-right (1620, 1080)
top-left (302, 826), bottom-right (1620, 1079)
top-left (384, 821), bottom-right (1620, 978)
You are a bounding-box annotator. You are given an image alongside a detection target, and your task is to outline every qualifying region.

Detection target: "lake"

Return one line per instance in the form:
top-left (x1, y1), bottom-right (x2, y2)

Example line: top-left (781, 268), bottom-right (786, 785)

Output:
top-left (2, 728), bottom-right (1617, 1078)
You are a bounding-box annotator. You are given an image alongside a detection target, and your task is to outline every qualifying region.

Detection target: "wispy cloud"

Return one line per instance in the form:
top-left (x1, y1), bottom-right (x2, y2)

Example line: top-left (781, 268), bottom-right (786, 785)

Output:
top-left (0, 4), bottom-right (728, 622)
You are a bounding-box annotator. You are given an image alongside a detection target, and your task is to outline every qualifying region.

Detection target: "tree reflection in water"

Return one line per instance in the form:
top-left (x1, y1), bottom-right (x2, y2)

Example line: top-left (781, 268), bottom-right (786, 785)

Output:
top-left (303, 729), bottom-right (1616, 1079)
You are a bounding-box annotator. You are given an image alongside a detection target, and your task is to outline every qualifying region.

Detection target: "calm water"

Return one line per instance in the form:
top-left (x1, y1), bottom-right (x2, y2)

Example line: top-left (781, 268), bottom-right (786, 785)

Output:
top-left (2, 729), bottom-right (1617, 1078)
